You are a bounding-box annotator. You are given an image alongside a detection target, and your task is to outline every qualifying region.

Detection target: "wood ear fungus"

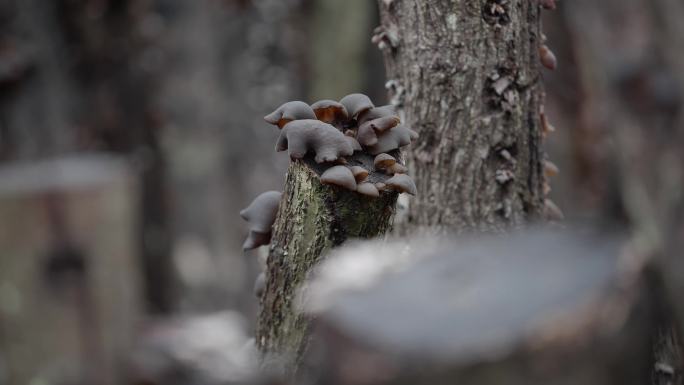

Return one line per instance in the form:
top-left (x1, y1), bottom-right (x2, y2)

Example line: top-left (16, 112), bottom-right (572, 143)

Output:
top-left (264, 101), bottom-right (316, 128)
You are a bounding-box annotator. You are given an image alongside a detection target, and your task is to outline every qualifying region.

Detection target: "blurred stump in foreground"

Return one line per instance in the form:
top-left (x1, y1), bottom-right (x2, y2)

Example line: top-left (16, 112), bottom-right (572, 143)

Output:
top-left (299, 230), bottom-right (659, 385)
top-left (0, 155), bottom-right (143, 385)
top-left (128, 311), bottom-right (257, 385)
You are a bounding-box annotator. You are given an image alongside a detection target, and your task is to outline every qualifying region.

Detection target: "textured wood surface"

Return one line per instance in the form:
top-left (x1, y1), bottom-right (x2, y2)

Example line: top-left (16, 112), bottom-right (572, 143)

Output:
top-left (377, 0), bottom-right (545, 233)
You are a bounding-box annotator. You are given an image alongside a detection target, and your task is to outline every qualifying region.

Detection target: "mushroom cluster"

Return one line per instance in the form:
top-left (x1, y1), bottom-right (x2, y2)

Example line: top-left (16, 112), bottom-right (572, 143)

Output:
top-left (240, 94), bottom-right (419, 296)
top-left (240, 94), bottom-right (419, 239)
top-left (239, 190), bottom-right (282, 251)
top-left (265, 93), bottom-right (418, 196)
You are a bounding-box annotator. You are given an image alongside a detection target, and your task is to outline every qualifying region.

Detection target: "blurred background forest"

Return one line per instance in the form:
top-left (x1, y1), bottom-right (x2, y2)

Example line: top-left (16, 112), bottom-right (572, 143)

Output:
top-left (0, 0), bottom-right (682, 384)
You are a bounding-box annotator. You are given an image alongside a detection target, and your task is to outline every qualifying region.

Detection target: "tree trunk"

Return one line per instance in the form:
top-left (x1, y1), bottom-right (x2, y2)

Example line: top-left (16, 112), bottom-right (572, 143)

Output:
top-left (556, 0), bottom-right (684, 383)
top-left (0, 0), bottom-right (176, 314)
top-left (256, 157), bottom-right (397, 373)
top-left (376, 0), bottom-right (545, 234)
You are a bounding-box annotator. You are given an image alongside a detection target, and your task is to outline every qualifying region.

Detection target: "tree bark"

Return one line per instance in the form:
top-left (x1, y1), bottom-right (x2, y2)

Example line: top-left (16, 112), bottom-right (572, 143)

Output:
top-left (376, 0), bottom-right (545, 234)
top-left (256, 156), bottom-right (397, 373)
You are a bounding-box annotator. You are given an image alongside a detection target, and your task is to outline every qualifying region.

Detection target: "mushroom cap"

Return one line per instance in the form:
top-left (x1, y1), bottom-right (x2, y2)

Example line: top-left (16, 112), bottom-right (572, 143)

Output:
top-left (366, 125), bottom-right (419, 155)
top-left (539, 45), bottom-right (557, 71)
top-left (240, 190), bottom-right (282, 233)
top-left (357, 105), bottom-right (398, 126)
top-left (387, 163), bottom-right (408, 175)
top-left (544, 199), bottom-right (564, 221)
top-left (373, 153), bottom-right (397, 170)
top-left (264, 101), bottom-right (316, 128)
top-left (349, 166), bottom-right (369, 182)
top-left (357, 116), bottom-right (401, 146)
top-left (385, 173), bottom-right (417, 195)
top-left (356, 182), bottom-right (380, 197)
top-left (276, 119), bottom-right (354, 163)
top-left (345, 136), bottom-right (362, 151)
top-left (311, 100), bottom-right (349, 123)
top-left (375, 182), bottom-right (387, 191)
top-left (320, 165), bottom-right (357, 191)
top-left (544, 160), bottom-right (559, 177)
top-left (254, 272), bottom-right (266, 298)
top-left (339, 93), bottom-right (374, 119)
top-left (243, 230), bottom-right (272, 251)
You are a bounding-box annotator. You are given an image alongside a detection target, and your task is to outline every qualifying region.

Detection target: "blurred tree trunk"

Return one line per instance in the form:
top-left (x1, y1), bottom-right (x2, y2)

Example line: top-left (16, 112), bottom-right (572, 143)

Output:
top-left (307, 0), bottom-right (382, 101)
top-left (544, 0), bottom-right (684, 383)
top-left (157, 0), bottom-right (308, 312)
top-left (376, 0), bottom-right (545, 234)
top-left (0, 0), bottom-right (176, 314)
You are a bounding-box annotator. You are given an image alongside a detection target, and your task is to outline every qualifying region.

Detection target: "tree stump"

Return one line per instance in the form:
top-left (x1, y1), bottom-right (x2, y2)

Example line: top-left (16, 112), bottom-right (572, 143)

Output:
top-left (256, 155), bottom-right (398, 373)
top-left (300, 230), bottom-right (657, 385)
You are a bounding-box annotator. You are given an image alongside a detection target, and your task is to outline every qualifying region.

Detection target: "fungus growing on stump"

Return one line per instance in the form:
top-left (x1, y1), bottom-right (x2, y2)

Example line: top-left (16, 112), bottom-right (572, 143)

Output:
top-left (239, 191), bottom-right (282, 250)
top-left (339, 93), bottom-right (374, 119)
top-left (386, 173), bottom-right (417, 195)
top-left (244, 93), bottom-right (420, 372)
top-left (320, 166), bottom-right (358, 191)
top-left (310, 99), bottom-right (349, 124)
top-left (264, 101), bottom-right (316, 128)
top-left (366, 125), bottom-right (419, 155)
top-left (275, 120), bottom-right (354, 163)
top-left (357, 115), bottom-right (401, 146)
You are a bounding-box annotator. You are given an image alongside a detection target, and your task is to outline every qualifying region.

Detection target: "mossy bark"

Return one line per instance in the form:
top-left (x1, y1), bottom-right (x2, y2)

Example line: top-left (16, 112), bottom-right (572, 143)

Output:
top-left (256, 158), bottom-right (397, 373)
top-left (376, 0), bottom-right (545, 234)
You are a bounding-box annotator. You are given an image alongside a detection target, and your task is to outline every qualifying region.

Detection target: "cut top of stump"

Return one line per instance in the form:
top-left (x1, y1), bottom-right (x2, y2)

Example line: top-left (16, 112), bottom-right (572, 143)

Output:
top-left (302, 229), bottom-right (649, 368)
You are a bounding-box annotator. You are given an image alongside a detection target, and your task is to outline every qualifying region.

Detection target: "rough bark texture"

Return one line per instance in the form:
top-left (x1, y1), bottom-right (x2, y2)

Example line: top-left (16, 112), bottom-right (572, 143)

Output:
top-left (377, 0), bottom-right (545, 234)
top-left (256, 157), bottom-right (397, 373)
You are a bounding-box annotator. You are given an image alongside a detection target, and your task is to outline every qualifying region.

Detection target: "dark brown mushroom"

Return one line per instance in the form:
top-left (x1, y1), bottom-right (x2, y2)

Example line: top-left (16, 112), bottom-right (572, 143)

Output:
top-left (311, 100), bottom-right (349, 124)
top-left (539, 45), bottom-right (557, 70)
top-left (254, 272), bottom-right (266, 298)
top-left (366, 125), bottom-right (419, 155)
top-left (385, 174), bottom-right (417, 195)
top-left (349, 166), bottom-right (369, 183)
top-left (276, 120), bottom-right (354, 163)
top-left (387, 163), bottom-right (408, 175)
top-left (544, 199), bottom-right (564, 221)
top-left (357, 105), bottom-right (398, 126)
top-left (320, 165), bottom-right (357, 191)
top-left (345, 136), bottom-right (362, 151)
top-left (243, 231), bottom-right (271, 251)
top-left (357, 182), bottom-right (380, 197)
top-left (264, 101), bottom-right (316, 129)
top-left (373, 153), bottom-right (397, 171)
top-left (240, 190), bottom-right (282, 250)
top-left (339, 93), bottom-right (374, 119)
top-left (357, 116), bottom-right (401, 146)
top-left (544, 160), bottom-right (559, 177)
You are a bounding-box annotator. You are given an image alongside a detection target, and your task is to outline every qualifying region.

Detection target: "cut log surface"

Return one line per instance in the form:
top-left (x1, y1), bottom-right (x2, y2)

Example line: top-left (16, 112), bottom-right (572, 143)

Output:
top-left (301, 230), bottom-right (656, 385)
top-left (256, 154), bottom-right (398, 373)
